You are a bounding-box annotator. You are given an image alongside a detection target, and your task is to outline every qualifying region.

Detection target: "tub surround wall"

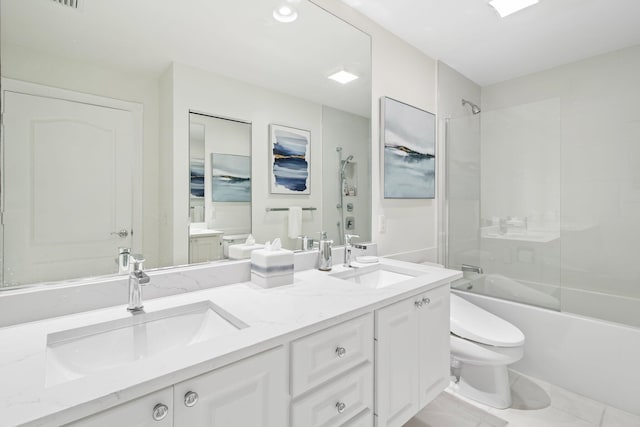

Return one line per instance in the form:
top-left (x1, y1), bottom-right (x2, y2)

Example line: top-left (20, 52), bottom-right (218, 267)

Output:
top-left (481, 45), bottom-right (640, 323)
top-left (455, 290), bottom-right (640, 416)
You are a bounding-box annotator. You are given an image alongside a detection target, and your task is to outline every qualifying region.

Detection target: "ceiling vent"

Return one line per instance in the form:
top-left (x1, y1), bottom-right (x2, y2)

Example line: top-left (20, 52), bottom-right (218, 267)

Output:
top-left (51, 0), bottom-right (81, 9)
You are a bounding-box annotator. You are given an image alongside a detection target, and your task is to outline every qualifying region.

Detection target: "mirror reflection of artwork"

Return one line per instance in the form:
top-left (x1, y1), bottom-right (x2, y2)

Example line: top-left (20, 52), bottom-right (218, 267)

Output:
top-left (270, 124), bottom-right (310, 195)
top-left (190, 159), bottom-right (205, 198)
top-left (382, 97), bottom-right (436, 199)
top-left (211, 154), bottom-right (251, 202)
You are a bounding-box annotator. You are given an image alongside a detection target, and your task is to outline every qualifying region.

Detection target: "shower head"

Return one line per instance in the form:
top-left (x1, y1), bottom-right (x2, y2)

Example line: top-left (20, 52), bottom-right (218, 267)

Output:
top-left (462, 99), bottom-right (481, 115)
top-left (340, 155), bottom-right (354, 176)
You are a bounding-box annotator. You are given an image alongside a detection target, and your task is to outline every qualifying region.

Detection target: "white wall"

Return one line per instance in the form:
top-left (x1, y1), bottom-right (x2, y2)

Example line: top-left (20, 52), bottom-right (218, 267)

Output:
top-left (321, 106), bottom-right (371, 244)
top-left (312, 0), bottom-right (439, 262)
top-left (164, 62), bottom-right (324, 265)
top-left (482, 45), bottom-right (640, 316)
top-left (1, 44), bottom-right (161, 268)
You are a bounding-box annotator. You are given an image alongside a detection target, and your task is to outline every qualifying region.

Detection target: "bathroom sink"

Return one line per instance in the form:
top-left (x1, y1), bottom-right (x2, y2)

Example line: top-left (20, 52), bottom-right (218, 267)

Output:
top-left (45, 301), bottom-right (248, 386)
top-left (330, 263), bottom-right (425, 289)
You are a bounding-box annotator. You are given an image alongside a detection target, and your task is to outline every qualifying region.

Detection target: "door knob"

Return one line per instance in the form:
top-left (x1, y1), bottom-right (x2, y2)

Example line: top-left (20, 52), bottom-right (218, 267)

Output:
top-left (152, 403), bottom-right (169, 421)
top-left (184, 391), bottom-right (199, 407)
top-left (111, 229), bottom-right (129, 238)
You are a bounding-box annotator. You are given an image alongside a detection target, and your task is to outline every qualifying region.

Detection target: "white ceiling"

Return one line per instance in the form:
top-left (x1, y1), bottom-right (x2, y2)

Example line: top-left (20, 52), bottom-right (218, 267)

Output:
top-left (1, 0), bottom-right (371, 117)
top-left (341, 0), bottom-right (640, 86)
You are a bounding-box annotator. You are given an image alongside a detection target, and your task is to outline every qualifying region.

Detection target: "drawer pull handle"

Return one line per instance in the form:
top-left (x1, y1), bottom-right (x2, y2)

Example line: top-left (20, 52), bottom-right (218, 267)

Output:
top-left (422, 297), bottom-right (431, 305)
top-left (152, 403), bottom-right (169, 421)
top-left (184, 391), bottom-right (199, 407)
top-left (336, 346), bottom-right (347, 358)
top-left (414, 300), bottom-right (423, 308)
top-left (336, 401), bottom-right (347, 413)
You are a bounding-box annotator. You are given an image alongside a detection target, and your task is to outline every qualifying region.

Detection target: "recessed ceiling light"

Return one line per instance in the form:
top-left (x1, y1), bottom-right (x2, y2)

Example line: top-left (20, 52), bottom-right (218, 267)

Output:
top-left (489, 0), bottom-right (539, 17)
top-left (328, 70), bottom-right (359, 84)
top-left (273, 5), bottom-right (298, 23)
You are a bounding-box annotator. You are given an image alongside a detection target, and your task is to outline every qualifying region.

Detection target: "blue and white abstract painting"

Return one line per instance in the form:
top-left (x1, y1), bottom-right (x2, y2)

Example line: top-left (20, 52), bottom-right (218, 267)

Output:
top-left (190, 158), bottom-right (205, 198)
top-left (211, 154), bottom-right (251, 202)
top-left (382, 97), bottom-right (436, 199)
top-left (270, 125), bottom-right (310, 194)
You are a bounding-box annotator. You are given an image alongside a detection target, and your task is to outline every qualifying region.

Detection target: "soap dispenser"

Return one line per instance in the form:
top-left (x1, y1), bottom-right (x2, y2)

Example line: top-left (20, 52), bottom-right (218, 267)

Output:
top-left (318, 231), bottom-right (333, 271)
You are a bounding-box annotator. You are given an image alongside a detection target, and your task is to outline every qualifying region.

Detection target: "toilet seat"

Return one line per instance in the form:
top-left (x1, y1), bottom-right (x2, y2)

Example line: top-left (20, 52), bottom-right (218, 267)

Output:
top-left (450, 294), bottom-right (524, 347)
top-left (451, 334), bottom-right (523, 366)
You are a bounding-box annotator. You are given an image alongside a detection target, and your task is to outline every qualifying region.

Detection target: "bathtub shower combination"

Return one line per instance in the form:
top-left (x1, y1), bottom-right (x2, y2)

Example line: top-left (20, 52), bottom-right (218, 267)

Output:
top-left (444, 95), bottom-right (640, 329)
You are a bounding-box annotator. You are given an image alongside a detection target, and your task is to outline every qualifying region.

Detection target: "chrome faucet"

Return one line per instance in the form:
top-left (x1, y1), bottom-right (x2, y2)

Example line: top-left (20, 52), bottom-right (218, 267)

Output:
top-left (461, 264), bottom-right (483, 275)
top-left (344, 234), bottom-right (360, 268)
top-left (128, 254), bottom-right (149, 313)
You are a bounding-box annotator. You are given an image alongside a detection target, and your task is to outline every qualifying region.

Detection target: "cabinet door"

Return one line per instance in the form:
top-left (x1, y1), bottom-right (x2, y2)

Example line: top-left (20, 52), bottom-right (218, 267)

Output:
top-left (189, 236), bottom-right (223, 263)
top-left (374, 297), bottom-right (420, 427)
top-left (65, 387), bottom-right (173, 427)
top-left (418, 285), bottom-right (451, 407)
top-left (173, 346), bottom-right (288, 427)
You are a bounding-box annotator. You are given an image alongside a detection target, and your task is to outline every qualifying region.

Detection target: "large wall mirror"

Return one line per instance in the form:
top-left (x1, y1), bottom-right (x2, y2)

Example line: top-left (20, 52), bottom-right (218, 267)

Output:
top-left (0, 0), bottom-right (371, 288)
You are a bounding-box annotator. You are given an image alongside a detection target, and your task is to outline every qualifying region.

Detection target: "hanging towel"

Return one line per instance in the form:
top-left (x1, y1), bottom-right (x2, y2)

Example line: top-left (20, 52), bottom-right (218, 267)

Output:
top-left (288, 207), bottom-right (302, 239)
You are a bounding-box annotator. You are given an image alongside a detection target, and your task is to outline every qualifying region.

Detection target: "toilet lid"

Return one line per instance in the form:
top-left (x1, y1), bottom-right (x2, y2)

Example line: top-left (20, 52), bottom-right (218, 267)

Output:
top-left (450, 294), bottom-right (525, 347)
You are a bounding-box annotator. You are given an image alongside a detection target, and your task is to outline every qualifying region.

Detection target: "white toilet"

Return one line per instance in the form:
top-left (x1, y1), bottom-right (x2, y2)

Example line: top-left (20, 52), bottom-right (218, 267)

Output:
top-left (449, 293), bottom-right (525, 409)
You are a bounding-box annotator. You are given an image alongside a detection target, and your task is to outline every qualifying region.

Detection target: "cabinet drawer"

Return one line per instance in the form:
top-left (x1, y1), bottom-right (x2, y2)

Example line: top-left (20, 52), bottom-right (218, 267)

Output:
top-left (291, 313), bottom-right (373, 396)
top-left (291, 363), bottom-right (373, 427)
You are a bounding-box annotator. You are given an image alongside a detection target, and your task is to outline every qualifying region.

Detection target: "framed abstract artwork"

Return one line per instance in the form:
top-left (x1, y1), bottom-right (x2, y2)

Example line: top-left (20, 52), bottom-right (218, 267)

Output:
top-left (381, 96), bottom-right (436, 199)
top-left (211, 153), bottom-right (251, 202)
top-left (269, 124), bottom-right (310, 195)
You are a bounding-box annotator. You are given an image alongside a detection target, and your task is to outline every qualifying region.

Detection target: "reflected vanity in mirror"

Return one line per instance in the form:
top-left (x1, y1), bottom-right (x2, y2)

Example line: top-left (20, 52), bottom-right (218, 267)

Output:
top-left (0, 0), bottom-right (371, 289)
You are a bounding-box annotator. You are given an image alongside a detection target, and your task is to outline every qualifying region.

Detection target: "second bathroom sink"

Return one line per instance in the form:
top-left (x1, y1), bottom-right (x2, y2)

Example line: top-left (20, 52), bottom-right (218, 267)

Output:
top-left (330, 263), bottom-right (426, 289)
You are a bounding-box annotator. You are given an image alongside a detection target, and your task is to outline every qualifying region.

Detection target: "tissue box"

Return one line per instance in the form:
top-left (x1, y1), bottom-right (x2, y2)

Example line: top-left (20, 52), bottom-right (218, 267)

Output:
top-left (228, 243), bottom-right (265, 260)
top-left (251, 248), bottom-right (294, 288)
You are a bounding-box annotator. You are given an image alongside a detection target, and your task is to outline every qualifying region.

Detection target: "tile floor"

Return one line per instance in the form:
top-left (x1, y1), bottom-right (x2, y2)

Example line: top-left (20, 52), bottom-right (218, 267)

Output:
top-left (405, 370), bottom-right (640, 427)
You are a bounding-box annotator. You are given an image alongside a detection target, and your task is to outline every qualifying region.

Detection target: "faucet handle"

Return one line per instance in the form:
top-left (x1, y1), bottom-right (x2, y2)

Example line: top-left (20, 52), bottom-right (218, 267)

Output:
top-left (345, 234), bottom-right (360, 245)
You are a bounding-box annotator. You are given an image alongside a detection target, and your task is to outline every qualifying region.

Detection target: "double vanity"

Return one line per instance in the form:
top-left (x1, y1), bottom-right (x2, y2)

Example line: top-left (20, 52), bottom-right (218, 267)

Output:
top-left (0, 256), bottom-right (461, 427)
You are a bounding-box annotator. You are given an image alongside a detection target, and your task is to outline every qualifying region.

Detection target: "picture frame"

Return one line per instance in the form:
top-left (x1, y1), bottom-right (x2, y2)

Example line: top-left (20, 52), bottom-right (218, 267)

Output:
top-left (381, 96), bottom-right (436, 199)
top-left (211, 153), bottom-right (251, 202)
top-left (269, 124), bottom-right (311, 195)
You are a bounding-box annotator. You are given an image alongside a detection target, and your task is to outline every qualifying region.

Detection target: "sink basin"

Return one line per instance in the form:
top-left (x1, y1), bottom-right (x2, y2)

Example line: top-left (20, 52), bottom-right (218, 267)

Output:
top-left (330, 263), bottom-right (426, 289)
top-left (45, 301), bottom-right (247, 386)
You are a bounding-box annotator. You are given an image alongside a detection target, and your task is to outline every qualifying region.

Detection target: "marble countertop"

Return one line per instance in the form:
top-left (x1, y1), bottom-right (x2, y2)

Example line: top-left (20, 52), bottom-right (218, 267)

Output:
top-left (0, 259), bottom-right (461, 427)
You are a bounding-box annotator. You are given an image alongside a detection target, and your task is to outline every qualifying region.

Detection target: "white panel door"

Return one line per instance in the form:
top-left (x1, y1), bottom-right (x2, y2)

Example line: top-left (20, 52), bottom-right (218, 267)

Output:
top-left (375, 297), bottom-right (420, 427)
top-left (3, 90), bottom-right (135, 285)
top-left (173, 347), bottom-right (289, 427)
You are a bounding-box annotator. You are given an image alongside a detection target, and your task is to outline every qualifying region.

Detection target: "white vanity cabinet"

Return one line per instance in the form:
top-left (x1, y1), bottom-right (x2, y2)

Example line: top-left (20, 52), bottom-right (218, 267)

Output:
top-left (173, 346), bottom-right (288, 427)
top-left (290, 314), bottom-right (374, 427)
top-left (374, 284), bottom-right (450, 427)
top-left (65, 387), bottom-right (174, 426)
top-left (66, 347), bottom-right (287, 427)
top-left (189, 232), bottom-right (223, 263)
